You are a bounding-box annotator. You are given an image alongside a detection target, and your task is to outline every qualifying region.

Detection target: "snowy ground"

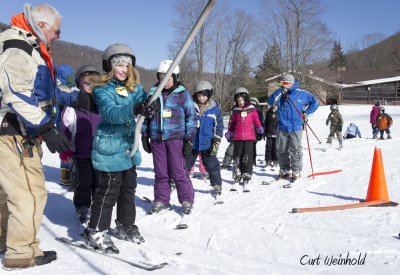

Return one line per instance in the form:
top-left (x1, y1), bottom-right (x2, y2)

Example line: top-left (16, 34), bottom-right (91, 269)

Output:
top-left (2, 104), bottom-right (400, 275)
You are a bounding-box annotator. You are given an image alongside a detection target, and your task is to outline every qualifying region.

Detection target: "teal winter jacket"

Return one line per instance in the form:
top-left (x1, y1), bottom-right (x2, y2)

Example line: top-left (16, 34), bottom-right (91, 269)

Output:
top-left (91, 79), bottom-right (147, 172)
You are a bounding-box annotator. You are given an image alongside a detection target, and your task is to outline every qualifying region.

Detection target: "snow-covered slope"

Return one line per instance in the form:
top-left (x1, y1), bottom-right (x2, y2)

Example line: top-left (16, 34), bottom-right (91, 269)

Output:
top-left (3, 105), bottom-right (400, 275)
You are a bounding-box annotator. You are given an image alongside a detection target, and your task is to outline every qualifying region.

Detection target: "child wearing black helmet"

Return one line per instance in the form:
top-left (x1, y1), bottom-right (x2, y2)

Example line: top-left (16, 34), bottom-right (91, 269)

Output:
top-left (225, 87), bottom-right (263, 191)
top-left (326, 104), bottom-right (344, 149)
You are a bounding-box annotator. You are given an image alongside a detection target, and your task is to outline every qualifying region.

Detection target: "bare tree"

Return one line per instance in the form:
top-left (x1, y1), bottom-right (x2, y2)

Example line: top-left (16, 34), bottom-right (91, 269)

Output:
top-left (259, 0), bottom-right (331, 79)
top-left (170, 0), bottom-right (214, 82)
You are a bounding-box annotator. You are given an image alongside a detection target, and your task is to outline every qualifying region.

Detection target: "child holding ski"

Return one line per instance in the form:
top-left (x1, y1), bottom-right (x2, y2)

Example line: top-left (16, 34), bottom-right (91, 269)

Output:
top-left (225, 87), bottom-right (263, 191)
top-left (61, 65), bottom-right (101, 224)
top-left (141, 60), bottom-right (197, 215)
top-left (84, 44), bottom-right (152, 254)
top-left (185, 80), bottom-right (224, 196)
top-left (326, 104), bottom-right (344, 149)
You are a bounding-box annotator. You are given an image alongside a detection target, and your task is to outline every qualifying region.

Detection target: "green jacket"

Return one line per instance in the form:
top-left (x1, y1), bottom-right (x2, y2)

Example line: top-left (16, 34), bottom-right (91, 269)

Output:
top-left (326, 111), bottom-right (343, 129)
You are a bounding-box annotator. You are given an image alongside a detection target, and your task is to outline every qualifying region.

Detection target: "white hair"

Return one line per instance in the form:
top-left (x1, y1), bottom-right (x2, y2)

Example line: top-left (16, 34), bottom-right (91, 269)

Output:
top-left (30, 3), bottom-right (62, 26)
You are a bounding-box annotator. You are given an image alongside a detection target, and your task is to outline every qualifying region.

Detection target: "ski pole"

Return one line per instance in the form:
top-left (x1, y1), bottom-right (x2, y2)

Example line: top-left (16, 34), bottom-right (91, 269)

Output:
top-left (304, 118), bottom-right (315, 179)
top-left (130, 0), bottom-right (217, 157)
top-left (285, 94), bottom-right (322, 144)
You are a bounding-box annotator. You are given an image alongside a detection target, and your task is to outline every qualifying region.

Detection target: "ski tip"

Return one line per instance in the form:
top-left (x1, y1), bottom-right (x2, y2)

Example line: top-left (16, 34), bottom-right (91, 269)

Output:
top-left (142, 196), bottom-right (152, 203)
top-left (176, 224), bottom-right (188, 230)
top-left (291, 208), bottom-right (298, 213)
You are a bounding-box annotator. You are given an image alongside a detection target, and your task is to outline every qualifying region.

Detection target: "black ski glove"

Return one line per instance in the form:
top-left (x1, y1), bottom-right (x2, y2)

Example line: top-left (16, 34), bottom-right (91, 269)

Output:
top-left (134, 99), bottom-right (158, 118)
top-left (183, 139), bottom-right (193, 158)
top-left (73, 91), bottom-right (98, 113)
top-left (141, 136), bottom-right (151, 154)
top-left (38, 122), bottom-right (71, 153)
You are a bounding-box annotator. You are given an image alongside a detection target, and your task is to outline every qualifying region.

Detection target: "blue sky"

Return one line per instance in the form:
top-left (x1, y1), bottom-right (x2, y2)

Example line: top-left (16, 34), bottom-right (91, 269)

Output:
top-left (1, 0), bottom-right (399, 70)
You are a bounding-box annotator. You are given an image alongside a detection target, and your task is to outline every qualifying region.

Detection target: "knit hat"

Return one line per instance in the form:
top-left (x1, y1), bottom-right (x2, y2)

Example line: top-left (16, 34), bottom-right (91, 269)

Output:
top-left (110, 55), bottom-right (132, 69)
top-left (282, 74), bottom-right (295, 83)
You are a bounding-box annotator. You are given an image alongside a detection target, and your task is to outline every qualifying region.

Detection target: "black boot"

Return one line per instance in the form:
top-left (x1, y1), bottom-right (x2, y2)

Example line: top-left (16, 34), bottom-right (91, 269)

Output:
top-left (114, 220), bottom-right (145, 244)
top-left (35, 251), bottom-right (57, 266)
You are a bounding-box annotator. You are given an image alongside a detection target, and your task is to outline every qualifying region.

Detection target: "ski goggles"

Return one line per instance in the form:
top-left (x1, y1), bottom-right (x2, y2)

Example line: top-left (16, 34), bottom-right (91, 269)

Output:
top-left (280, 81), bottom-right (291, 87)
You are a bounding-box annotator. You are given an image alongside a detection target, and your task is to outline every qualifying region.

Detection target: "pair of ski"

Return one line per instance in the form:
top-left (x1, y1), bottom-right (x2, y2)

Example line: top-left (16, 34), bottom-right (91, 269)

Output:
top-left (230, 184), bottom-right (250, 192)
top-left (262, 176), bottom-right (296, 188)
top-left (143, 197), bottom-right (191, 230)
top-left (55, 237), bottom-right (172, 271)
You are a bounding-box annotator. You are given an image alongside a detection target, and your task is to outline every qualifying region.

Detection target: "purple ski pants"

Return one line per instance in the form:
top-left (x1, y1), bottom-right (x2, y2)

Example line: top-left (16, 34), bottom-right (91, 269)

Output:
top-left (151, 139), bottom-right (194, 205)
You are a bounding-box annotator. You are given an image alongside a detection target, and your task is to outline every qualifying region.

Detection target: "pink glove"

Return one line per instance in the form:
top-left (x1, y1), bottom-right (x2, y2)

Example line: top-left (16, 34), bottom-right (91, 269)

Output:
top-left (59, 150), bottom-right (73, 162)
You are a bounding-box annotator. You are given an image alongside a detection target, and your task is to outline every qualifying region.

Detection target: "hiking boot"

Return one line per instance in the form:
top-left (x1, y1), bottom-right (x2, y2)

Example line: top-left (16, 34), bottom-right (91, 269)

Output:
top-left (182, 201), bottom-right (192, 215)
top-left (279, 169), bottom-right (291, 179)
top-left (387, 135), bottom-right (392, 139)
top-left (76, 206), bottom-right (90, 224)
top-left (373, 135), bottom-right (378, 139)
top-left (114, 220), bottom-right (145, 244)
top-left (3, 251), bottom-right (57, 269)
top-left (291, 171), bottom-right (301, 181)
top-left (149, 201), bottom-right (169, 214)
top-left (211, 184), bottom-right (222, 196)
top-left (220, 164), bottom-right (229, 170)
top-left (243, 178), bottom-right (251, 192)
top-left (379, 136), bottom-right (384, 140)
top-left (83, 228), bottom-right (119, 254)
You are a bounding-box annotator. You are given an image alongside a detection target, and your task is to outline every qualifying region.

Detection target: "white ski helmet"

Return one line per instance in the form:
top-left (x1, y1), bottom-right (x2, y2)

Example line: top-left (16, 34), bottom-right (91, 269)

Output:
top-left (102, 43), bottom-right (136, 72)
top-left (234, 87), bottom-right (250, 103)
top-left (194, 80), bottom-right (213, 98)
top-left (249, 97), bottom-right (259, 106)
top-left (157, 60), bottom-right (180, 75)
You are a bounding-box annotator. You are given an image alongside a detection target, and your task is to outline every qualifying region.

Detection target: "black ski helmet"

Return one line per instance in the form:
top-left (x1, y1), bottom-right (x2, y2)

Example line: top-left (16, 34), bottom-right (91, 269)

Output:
top-left (380, 106), bottom-right (385, 112)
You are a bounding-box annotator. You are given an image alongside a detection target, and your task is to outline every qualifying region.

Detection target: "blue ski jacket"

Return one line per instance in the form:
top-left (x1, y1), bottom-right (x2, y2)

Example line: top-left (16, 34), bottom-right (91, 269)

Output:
top-left (142, 84), bottom-right (197, 142)
top-left (193, 99), bottom-right (224, 151)
top-left (267, 80), bottom-right (319, 132)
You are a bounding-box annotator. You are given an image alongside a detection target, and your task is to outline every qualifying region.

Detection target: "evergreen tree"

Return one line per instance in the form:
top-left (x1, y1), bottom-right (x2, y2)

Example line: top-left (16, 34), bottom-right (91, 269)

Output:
top-left (327, 41), bottom-right (348, 71)
top-left (255, 42), bottom-right (282, 85)
top-left (253, 42), bottom-right (283, 100)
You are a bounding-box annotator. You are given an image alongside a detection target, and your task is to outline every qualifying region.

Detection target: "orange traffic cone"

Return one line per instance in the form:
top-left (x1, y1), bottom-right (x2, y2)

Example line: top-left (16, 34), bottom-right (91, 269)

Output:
top-left (365, 147), bottom-right (390, 202)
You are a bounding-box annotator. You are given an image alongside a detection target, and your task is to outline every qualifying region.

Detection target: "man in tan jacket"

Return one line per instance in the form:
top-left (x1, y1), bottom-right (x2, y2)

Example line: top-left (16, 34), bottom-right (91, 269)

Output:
top-left (0, 3), bottom-right (96, 269)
